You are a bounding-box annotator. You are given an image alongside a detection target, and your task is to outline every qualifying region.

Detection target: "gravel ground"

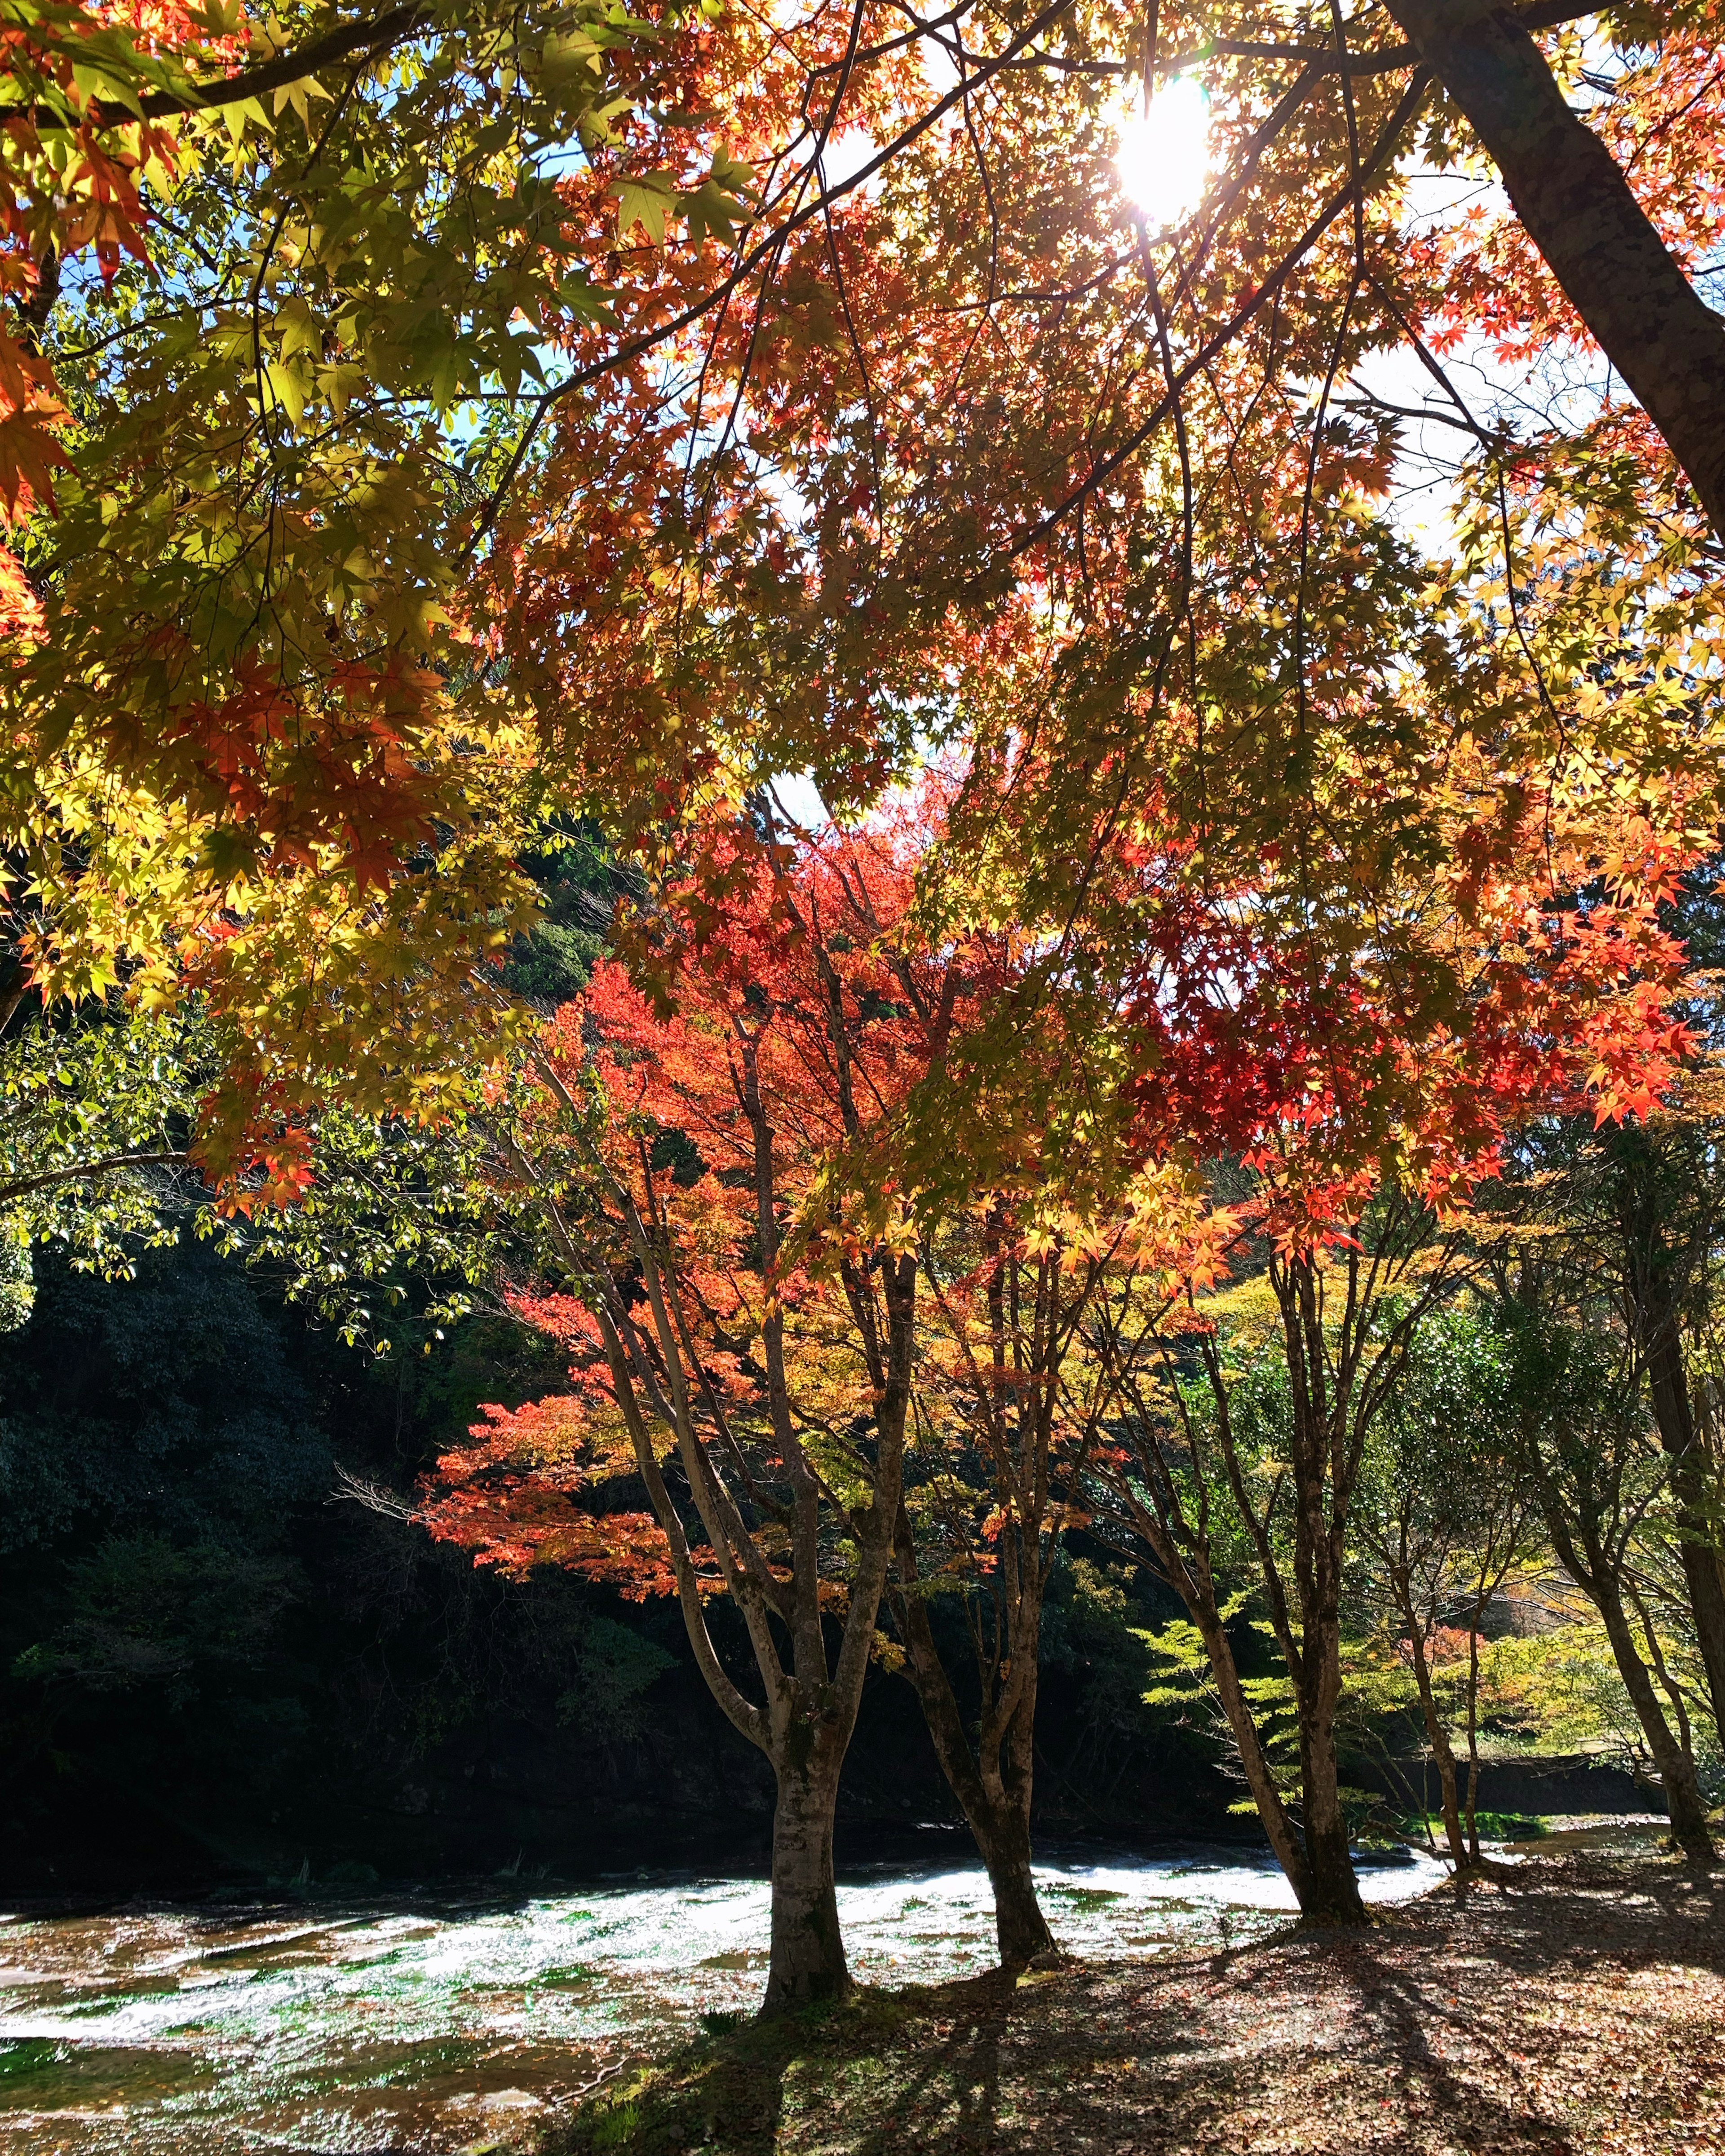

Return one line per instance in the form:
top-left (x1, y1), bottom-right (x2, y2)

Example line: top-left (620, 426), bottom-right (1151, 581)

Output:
top-left (544, 1844), bottom-right (1725, 2155)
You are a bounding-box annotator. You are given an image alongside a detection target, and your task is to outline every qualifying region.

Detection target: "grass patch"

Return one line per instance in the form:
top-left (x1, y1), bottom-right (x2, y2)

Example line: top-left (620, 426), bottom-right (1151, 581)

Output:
top-left (1403, 1810), bottom-right (1547, 1842)
top-left (541, 1980), bottom-right (985, 2155)
top-left (0, 2038), bottom-right (68, 2085)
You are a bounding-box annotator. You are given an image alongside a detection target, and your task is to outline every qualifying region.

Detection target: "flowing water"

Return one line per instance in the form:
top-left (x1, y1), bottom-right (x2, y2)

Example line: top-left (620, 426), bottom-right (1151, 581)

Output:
top-left (0, 1840), bottom-right (1450, 2155)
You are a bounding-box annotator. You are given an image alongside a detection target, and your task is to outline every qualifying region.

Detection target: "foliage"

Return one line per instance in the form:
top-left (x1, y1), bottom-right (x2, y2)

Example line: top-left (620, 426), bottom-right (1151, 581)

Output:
top-left (0, 1233), bottom-right (328, 1554)
top-left (6, 2), bottom-right (1715, 1200)
top-left (2, 0), bottom-right (1724, 1963)
top-left (556, 1613), bottom-right (676, 1745)
top-left (0, 1231), bottom-right (756, 1882)
top-left (0, 986), bottom-right (204, 1276)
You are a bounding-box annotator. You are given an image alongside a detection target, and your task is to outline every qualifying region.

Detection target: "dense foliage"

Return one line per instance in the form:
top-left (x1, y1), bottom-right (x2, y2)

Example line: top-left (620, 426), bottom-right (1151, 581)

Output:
top-left (1, 0), bottom-right (1724, 2027)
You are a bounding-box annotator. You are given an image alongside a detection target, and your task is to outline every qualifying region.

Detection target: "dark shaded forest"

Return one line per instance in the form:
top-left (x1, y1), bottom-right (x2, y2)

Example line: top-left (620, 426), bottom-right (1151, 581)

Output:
top-left (0, 1241), bottom-right (1233, 1895)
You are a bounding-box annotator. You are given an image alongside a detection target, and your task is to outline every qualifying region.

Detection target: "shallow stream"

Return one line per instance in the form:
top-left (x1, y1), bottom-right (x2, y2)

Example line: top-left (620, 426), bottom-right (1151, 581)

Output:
top-left (0, 1840), bottom-right (1448, 2154)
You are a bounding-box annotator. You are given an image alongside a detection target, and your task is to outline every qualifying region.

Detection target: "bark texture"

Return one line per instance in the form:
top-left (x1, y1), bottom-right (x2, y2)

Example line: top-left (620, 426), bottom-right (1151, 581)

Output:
top-left (892, 1507), bottom-right (1056, 1967)
top-left (1383, 0), bottom-right (1725, 540)
top-left (765, 1755), bottom-right (850, 2011)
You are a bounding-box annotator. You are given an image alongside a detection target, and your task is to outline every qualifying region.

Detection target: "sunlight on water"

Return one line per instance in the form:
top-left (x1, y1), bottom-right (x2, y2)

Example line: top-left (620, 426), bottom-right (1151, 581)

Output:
top-left (0, 1844), bottom-right (1449, 2153)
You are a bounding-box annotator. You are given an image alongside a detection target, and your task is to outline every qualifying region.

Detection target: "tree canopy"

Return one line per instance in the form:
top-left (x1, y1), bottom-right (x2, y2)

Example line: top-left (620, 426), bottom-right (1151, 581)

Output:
top-left (3, 0), bottom-right (1725, 2014)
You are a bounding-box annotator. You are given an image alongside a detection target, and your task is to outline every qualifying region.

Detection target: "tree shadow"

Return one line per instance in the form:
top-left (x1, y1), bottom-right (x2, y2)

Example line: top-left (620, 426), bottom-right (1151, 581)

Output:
top-left (543, 1855), bottom-right (1725, 2154)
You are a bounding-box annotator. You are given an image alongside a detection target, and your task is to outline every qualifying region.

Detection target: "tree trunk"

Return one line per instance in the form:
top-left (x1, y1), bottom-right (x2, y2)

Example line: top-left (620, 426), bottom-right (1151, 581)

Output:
top-left (1404, 1615), bottom-right (1469, 1871)
top-left (1295, 1614), bottom-right (1367, 1924)
top-left (1593, 1579), bottom-right (1716, 1867)
top-left (1193, 1606), bottom-right (1315, 1906)
top-left (969, 1787), bottom-right (1053, 1967)
top-left (763, 1749), bottom-right (850, 2013)
top-left (1383, 0), bottom-right (1725, 542)
top-left (1296, 1716), bottom-right (1368, 1922)
top-left (915, 1687), bottom-right (1053, 1966)
top-left (1464, 1621), bottom-right (1485, 1864)
top-left (980, 1655), bottom-right (1056, 1966)
top-left (891, 1526), bottom-right (1057, 1966)
top-left (1642, 1324), bottom-right (1725, 1752)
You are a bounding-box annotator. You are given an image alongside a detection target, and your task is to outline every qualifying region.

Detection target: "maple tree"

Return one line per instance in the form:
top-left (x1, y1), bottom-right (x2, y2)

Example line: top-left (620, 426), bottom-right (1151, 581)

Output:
top-left (2, 0), bottom-right (1722, 1965)
top-left (1028, 706), bottom-right (1707, 1921)
top-left (0, 0), bottom-right (751, 1184)
top-left (881, 1160), bottom-right (1219, 1962)
top-left (884, 1210), bottom-right (1106, 1967)
top-left (411, 791), bottom-right (1256, 1982)
top-left (417, 809), bottom-right (972, 2009)
top-left (5, 1), bottom-right (1722, 1197)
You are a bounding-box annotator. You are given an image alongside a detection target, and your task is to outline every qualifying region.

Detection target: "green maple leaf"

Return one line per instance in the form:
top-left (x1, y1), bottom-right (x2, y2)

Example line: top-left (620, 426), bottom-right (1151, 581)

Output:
top-left (614, 172), bottom-right (676, 245)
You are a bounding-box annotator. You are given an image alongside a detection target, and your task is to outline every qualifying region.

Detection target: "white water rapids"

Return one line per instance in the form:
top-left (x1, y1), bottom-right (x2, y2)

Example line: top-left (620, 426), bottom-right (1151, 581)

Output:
top-left (0, 1842), bottom-right (1452, 2153)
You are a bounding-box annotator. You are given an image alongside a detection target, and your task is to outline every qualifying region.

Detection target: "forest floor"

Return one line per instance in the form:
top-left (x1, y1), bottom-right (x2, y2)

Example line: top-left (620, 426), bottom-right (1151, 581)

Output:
top-left (539, 1845), bottom-right (1725, 2156)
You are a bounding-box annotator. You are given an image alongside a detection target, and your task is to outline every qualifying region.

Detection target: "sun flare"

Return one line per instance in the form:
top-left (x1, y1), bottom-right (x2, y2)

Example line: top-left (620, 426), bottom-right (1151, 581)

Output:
top-left (1114, 74), bottom-right (1210, 231)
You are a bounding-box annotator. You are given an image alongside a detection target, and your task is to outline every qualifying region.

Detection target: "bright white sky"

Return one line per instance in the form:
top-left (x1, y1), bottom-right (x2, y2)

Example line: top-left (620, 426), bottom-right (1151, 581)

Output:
top-left (1115, 74), bottom-right (1212, 232)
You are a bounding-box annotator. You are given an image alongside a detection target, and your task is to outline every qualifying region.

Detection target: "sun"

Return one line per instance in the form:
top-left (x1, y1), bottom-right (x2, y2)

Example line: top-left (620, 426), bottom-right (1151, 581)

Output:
top-left (1114, 74), bottom-right (1211, 232)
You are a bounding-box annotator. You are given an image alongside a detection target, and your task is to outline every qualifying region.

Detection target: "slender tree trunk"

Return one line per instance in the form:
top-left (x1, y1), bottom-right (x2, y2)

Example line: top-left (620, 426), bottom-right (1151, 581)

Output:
top-left (904, 1660), bottom-right (1053, 1966)
top-left (1274, 1260), bottom-right (1368, 1926)
top-left (1593, 1578), bottom-right (1716, 1866)
top-left (1192, 1605), bottom-right (1315, 1906)
top-left (1296, 1624), bottom-right (1368, 1925)
top-left (1110, 1480), bottom-right (1315, 1905)
top-left (1383, 0), bottom-right (1725, 541)
top-left (1464, 1621), bottom-right (1484, 1864)
top-left (891, 1523), bottom-right (1057, 1966)
top-left (763, 1745), bottom-right (850, 2012)
top-left (1404, 1615), bottom-right (1469, 1871)
top-left (1642, 1324), bottom-right (1725, 1751)
top-left (982, 1659), bottom-right (1053, 1965)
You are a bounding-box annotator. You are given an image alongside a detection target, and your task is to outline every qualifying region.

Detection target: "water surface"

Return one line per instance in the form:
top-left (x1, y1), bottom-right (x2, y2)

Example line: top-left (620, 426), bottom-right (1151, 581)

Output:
top-left (0, 1842), bottom-right (1448, 2154)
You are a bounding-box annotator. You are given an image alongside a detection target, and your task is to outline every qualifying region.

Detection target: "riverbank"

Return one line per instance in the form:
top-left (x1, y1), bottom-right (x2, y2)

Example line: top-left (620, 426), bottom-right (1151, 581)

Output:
top-left (544, 1844), bottom-right (1725, 2155)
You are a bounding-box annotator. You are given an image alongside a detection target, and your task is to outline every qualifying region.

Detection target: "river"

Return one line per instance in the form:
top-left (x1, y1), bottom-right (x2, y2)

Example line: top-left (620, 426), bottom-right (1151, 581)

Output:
top-left (0, 1840), bottom-right (1450, 2154)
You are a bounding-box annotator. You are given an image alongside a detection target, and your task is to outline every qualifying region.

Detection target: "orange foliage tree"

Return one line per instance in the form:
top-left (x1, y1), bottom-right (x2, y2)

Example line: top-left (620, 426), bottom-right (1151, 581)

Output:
top-left (417, 791), bottom-right (1253, 1985)
top-left (9, 1), bottom-right (1725, 1208)
top-left (1079, 815), bottom-right (1712, 1912)
top-left (420, 807), bottom-right (975, 2008)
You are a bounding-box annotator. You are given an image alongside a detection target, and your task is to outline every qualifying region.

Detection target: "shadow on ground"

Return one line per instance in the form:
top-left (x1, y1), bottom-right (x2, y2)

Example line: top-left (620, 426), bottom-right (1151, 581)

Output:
top-left (540, 1850), bottom-right (1725, 2155)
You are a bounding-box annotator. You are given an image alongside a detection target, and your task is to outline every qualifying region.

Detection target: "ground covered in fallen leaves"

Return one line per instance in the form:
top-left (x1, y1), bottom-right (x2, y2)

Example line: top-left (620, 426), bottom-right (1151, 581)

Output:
top-left (540, 1846), bottom-right (1725, 2155)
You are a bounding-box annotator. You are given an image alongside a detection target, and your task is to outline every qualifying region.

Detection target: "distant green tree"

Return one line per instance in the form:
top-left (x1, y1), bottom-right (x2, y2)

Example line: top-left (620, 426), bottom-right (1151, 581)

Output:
top-left (1354, 1308), bottom-right (1535, 1871)
top-left (1500, 1297), bottom-right (1716, 1863)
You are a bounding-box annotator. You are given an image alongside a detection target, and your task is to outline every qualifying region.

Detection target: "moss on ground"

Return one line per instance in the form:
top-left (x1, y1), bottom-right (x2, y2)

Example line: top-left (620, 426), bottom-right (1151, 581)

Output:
top-left (540, 1850), bottom-right (1725, 2155)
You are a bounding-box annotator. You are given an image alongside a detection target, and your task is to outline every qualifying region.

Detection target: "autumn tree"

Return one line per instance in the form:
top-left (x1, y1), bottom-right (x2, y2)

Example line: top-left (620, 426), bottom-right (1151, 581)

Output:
top-left (0, 1), bottom-right (752, 1183)
top-left (415, 809), bottom-right (1031, 2010)
top-left (884, 1174), bottom-right (1211, 1964)
top-left (7, 11), bottom-right (1724, 1923)
top-left (887, 1215), bottom-right (1094, 1966)
top-left (10, 2), bottom-right (1725, 1217)
top-left (1023, 715), bottom-right (1704, 1923)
